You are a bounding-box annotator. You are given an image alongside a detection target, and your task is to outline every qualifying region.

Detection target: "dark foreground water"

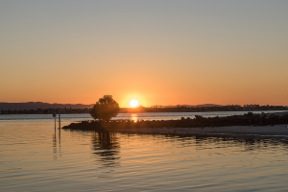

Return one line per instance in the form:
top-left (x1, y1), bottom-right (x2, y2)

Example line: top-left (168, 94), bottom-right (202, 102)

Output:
top-left (1, 113), bottom-right (288, 192)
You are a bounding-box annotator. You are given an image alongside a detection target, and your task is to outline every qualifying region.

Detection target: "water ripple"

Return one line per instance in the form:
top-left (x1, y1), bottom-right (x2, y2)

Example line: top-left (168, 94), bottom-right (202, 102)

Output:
top-left (1, 119), bottom-right (288, 192)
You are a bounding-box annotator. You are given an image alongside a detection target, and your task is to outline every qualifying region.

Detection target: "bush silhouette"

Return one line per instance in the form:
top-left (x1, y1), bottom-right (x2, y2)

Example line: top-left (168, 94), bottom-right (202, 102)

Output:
top-left (90, 95), bottom-right (119, 121)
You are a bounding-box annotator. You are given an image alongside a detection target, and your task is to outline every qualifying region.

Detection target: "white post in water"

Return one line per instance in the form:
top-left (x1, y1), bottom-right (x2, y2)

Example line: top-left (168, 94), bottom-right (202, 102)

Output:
top-left (52, 113), bottom-right (57, 131)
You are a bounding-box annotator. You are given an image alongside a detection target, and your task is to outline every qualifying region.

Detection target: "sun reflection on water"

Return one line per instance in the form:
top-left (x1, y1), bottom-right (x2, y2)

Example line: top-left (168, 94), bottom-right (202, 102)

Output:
top-left (130, 113), bottom-right (139, 122)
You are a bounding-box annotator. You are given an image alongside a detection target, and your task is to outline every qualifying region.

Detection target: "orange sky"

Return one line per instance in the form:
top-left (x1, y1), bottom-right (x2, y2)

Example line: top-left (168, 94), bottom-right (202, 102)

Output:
top-left (0, 1), bottom-right (287, 107)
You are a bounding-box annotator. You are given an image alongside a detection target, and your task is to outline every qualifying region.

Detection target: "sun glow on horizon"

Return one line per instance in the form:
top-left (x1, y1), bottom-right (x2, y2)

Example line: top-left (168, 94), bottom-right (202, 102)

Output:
top-left (129, 99), bottom-right (140, 108)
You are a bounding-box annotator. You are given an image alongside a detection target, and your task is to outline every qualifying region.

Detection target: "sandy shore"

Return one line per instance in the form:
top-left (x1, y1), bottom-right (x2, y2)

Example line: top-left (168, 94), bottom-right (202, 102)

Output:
top-left (110, 124), bottom-right (288, 138)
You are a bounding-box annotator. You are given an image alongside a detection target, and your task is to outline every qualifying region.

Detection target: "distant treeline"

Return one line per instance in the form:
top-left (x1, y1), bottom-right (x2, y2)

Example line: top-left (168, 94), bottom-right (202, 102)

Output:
top-left (1, 104), bottom-right (287, 114)
top-left (0, 102), bottom-right (91, 114)
top-left (145, 105), bottom-right (288, 112)
top-left (121, 105), bottom-right (288, 113)
top-left (0, 108), bottom-right (91, 114)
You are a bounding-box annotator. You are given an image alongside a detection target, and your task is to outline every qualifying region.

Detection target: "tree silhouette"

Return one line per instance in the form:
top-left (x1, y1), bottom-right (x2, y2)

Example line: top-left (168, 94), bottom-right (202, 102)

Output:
top-left (90, 95), bottom-right (119, 121)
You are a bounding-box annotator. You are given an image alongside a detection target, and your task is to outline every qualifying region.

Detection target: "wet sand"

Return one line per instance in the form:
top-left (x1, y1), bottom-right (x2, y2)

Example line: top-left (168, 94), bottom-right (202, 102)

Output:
top-left (111, 124), bottom-right (288, 138)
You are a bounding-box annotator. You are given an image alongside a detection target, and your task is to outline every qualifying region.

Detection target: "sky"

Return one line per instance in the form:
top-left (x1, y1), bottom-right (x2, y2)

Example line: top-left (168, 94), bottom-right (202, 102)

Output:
top-left (0, 0), bottom-right (288, 107)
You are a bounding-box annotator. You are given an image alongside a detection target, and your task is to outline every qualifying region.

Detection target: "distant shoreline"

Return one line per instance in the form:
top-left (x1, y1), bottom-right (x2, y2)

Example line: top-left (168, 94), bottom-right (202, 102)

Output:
top-left (1, 102), bottom-right (287, 114)
top-left (1, 109), bottom-right (288, 115)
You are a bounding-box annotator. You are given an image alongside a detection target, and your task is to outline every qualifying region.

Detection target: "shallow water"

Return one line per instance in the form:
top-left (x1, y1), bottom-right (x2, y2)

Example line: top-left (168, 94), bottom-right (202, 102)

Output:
top-left (1, 114), bottom-right (288, 192)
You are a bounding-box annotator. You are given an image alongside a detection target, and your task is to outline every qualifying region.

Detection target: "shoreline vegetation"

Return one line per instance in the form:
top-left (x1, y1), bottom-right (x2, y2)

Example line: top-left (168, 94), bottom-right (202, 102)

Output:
top-left (63, 112), bottom-right (288, 138)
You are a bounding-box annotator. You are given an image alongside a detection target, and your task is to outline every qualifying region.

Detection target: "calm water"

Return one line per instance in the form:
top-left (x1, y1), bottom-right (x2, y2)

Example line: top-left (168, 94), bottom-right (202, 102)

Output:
top-left (1, 112), bottom-right (288, 192)
top-left (0, 110), bottom-right (286, 121)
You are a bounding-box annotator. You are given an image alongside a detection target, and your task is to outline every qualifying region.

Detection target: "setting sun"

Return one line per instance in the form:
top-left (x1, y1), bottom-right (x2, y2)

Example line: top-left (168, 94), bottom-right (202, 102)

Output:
top-left (129, 99), bottom-right (140, 108)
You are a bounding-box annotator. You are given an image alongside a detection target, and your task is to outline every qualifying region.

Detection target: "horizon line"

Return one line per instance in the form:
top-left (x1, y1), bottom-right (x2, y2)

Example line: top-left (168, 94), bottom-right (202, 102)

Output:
top-left (0, 101), bottom-right (287, 108)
